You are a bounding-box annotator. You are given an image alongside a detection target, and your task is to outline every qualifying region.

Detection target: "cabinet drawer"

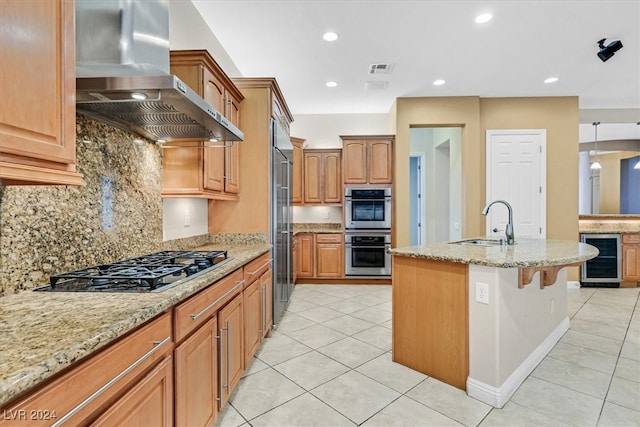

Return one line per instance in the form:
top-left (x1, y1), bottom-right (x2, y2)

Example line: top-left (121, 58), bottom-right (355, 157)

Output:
top-left (174, 269), bottom-right (244, 343)
top-left (316, 233), bottom-right (343, 244)
top-left (243, 253), bottom-right (272, 287)
top-left (622, 234), bottom-right (640, 244)
top-left (0, 313), bottom-right (172, 426)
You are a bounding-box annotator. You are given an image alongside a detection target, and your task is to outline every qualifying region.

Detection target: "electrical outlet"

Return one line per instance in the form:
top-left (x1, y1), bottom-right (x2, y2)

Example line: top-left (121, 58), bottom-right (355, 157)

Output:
top-left (475, 282), bottom-right (489, 304)
top-left (323, 208), bottom-right (330, 219)
top-left (550, 298), bottom-right (554, 313)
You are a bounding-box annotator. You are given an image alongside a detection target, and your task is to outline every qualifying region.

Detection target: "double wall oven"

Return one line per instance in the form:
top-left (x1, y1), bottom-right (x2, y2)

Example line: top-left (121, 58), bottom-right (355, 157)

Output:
top-left (344, 187), bottom-right (392, 277)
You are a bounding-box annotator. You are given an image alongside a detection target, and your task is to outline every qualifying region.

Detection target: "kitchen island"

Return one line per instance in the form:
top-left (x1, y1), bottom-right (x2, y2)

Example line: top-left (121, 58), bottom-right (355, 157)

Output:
top-left (389, 238), bottom-right (598, 408)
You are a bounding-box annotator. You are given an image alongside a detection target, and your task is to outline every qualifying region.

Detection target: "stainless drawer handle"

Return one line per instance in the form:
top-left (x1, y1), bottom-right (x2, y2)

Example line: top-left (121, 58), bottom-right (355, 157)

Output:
top-left (191, 280), bottom-right (244, 321)
top-left (248, 259), bottom-right (272, 276)
top-left (52, 336), bottom-right (171, 426)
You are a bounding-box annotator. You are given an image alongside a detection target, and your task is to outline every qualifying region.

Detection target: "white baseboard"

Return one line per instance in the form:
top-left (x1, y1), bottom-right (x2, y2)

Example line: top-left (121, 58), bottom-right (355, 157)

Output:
top-left (567, 281), bottom-right (581, 289)
top-left (466, 317), bottom-right (570, 408)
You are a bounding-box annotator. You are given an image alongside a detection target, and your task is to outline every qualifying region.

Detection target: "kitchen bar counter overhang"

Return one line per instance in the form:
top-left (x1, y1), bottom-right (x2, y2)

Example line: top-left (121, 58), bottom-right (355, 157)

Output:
top-left (0, 243), bottom-right (270, 407)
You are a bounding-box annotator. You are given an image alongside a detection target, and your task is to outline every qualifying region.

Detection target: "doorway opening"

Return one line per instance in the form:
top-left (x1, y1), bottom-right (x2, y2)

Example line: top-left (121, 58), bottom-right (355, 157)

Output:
top-left (409, 154), bottom-right (424, 245)
top-left (409, 127), bottom-right (462, 244)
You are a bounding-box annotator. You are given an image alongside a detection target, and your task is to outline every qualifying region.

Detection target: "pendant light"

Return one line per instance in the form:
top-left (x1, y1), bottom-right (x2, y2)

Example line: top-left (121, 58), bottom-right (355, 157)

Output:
top-left (590, 121), bottom-right (602, 170)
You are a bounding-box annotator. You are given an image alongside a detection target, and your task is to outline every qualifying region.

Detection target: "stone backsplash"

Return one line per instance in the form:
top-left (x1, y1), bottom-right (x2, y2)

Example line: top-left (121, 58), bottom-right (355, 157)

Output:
top-left (0, 115), bottom-right (166, 296)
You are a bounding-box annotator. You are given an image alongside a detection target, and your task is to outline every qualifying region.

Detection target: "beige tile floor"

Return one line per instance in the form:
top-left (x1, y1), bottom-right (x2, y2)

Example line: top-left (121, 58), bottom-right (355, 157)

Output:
top-left (215, 284), bottom-right (640, 427)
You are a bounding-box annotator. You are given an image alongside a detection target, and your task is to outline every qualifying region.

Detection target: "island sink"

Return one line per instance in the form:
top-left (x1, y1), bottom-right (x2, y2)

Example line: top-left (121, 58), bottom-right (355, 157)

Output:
top-left (451, 238), bottom-right (506, 247)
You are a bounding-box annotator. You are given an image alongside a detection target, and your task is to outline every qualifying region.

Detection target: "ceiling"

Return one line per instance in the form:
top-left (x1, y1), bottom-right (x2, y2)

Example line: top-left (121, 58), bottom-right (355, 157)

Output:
top-left (192, 0), bottom-right (639, 119)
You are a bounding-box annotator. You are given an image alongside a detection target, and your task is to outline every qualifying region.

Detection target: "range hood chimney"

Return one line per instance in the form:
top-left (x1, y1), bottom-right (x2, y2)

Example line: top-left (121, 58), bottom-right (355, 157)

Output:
top-left (75, 0), bottom-right (243, 143)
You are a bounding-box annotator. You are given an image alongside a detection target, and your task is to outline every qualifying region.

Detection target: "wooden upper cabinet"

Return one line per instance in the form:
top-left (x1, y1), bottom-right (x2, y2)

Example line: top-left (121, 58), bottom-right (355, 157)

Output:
top-left (303, 149), bottom-right (342, 205)
top-left (323, 151), bottom-right (342, 203)
top-left (0, 0), bottom-right (83, 186)
top-left (342, 135), bottom-right (394, 185)
top-left (343, 140), bottom-right (367, 184)
top-left (291, 137), bottom-right (304, 205)
top-left (162, 50), bottom-right (243, 199)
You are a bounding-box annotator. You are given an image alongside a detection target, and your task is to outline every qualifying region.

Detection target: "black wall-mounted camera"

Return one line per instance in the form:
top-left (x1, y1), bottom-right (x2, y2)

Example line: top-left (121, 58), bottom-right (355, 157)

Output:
top-left (597, 38), bottom-right (623, 62)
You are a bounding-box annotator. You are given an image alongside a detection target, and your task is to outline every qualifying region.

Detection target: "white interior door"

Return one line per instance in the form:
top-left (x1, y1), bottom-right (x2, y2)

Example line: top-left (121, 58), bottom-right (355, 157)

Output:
top-left (486, 130), bottom-right (546, 239)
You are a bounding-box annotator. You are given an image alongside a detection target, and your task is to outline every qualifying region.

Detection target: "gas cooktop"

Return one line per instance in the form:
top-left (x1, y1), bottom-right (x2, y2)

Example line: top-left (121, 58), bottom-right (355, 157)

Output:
top-left (35, 250), bottom-right (231, 293)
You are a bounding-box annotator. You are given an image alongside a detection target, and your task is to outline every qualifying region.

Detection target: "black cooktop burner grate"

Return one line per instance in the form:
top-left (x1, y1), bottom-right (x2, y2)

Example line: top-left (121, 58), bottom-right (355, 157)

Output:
top-left (45, 250), bottom-right (228, 292)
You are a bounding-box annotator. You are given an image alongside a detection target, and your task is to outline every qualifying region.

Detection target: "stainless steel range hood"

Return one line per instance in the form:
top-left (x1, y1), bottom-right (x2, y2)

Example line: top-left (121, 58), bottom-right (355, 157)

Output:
top-left (75, 0), bottom-right (243, 143)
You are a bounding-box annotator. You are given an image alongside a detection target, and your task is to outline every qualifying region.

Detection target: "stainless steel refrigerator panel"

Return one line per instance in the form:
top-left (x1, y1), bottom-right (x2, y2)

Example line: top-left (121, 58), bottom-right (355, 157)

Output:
top-left (271, 119), bottom-right (293, 326)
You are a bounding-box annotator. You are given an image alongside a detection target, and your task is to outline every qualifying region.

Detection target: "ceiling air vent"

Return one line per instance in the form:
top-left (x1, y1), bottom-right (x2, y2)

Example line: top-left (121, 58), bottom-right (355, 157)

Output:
top-left (368, 63), bottom-right (395, 75)
top-left (364, 81), bottom-right (389, 90)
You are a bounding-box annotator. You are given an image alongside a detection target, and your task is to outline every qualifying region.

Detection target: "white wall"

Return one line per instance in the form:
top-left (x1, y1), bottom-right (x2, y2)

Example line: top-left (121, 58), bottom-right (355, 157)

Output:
top-left (169, 0), bottom-right (241, 77)
top-left (291, 114), bottom-right (389, 148)
top-left (293, 206), bottom-right (342, 223)
top-left (163, 198), bottom-right (209, 241)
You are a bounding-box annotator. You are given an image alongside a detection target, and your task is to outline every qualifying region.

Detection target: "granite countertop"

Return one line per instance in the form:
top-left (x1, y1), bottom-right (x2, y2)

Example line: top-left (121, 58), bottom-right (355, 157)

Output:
top-left (293, 223), bottom-right (343, 235)
top-left (578, 217), bottom-right (640, 234)
top-left (0, 243), bottom-right (270, 407)
top-left (389, 238), bottom-right (598, 268)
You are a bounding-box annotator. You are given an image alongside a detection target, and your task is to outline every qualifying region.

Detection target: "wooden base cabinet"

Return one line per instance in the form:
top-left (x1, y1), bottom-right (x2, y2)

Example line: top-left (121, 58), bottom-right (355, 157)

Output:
top-left (622, 234), bottom-right (640, 287)
top-left (295, 233), bottom-right (344, 281)
top-left (174, 316), bottom-right (219, 427)
top-left (243, 253), bottom-right (273, 364)
top-left (297, 234), bottom-right (316, 279)
top-left (316, 234), bottom-right (344, 278)
top-left (0, 313), bottom-right (172, 426)
top-left (0, 0), bottom-right (82, 186)
top-left (92, 355), bottom-right (173, 427)
top-left (218, 293), bottom-right (244, 408)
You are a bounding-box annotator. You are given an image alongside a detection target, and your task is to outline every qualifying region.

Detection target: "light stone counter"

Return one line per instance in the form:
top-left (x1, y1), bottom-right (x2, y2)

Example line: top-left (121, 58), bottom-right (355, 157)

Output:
top-left (0, 243), bottom-right (270, 407)
top-left (579, 215), bottom-right (640, 234)
top-left (292, 223), bottom-right (342, 235)
top-left (389, 237), bottom-right (598, 268)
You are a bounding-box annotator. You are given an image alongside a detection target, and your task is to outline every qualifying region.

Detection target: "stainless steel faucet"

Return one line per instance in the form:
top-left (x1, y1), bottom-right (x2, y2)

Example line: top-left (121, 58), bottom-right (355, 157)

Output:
top-left (482, 200), bottom-right (515, 245)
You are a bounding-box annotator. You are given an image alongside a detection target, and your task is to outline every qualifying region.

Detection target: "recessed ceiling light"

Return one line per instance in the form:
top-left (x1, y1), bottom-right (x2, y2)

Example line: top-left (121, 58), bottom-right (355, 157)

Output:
top-left (326, 81), bottom-right (338, 88)
top-left (475, 13), bottom-right (492, 24)
top-left (544, 77), bottom-right (559, 84)
top-left (323, 32), bottom-right (339, 42)
top-left (433, 79), bottom-right (446, 86)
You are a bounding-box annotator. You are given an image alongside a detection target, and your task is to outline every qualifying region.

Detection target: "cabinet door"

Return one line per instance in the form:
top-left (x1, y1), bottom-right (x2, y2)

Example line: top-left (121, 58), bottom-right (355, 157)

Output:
top-left (304, 152), bottom-right (323, 204)
top-left (218, 293), bottom-right (244, 407)
top-left (323, 151), bottom-right (342, 204)
top-left (316, 235), bottom-right (343, 278)
top-left (0, 0), bottom-right (82, 186)
top-left (174, 316), bottom-right (219, 427)
top-left (243, 279), bottom-right (262, 365)
top-left (293, 236), bottom-right (299, 283)
top-left (92, 356), bottom-right (173, 427)
top-left (368, 139), bottom-right (393, 184)
top-left (343, 140), bottom-right (367, 184)
top-left (298, 234), bottom-right (316, 278)
top-left (203, 68), bottom-right (226, 192)
top-left (622, 244), bottom-right (640, 281)
top-left (292, 138), bottom-right (304, 204)
top-left (261, 267), bottom-right (273, 338)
